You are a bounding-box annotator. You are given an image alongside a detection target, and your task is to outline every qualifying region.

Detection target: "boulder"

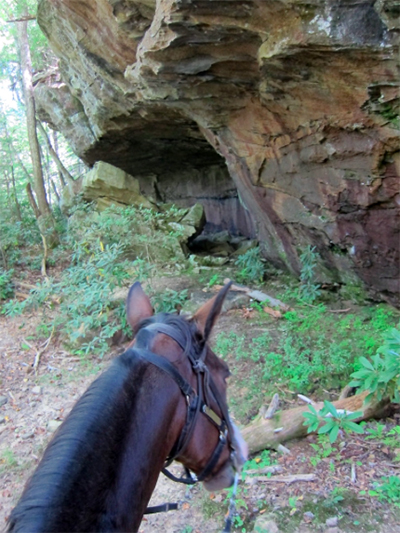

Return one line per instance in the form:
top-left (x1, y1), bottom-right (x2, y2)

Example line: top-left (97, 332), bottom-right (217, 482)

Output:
top-left (82, 162), bottom-right (152, 208)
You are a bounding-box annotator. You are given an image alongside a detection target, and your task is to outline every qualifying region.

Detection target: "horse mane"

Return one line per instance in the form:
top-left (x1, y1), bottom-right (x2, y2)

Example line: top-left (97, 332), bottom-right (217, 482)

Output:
top-left (7, 312), bottom-right (203, 533)
top-left (7, 351), bottom-right (149, 533)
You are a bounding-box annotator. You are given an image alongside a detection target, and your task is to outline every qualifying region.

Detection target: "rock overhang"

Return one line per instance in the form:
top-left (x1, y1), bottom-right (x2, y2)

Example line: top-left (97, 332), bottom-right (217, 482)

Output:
top-left (34, 0), bottom-right (400, 306)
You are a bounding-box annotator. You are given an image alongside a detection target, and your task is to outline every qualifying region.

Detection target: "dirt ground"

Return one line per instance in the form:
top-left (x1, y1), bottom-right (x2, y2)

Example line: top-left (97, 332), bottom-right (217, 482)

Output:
top-left (1, 277), bottom-right (400, 533)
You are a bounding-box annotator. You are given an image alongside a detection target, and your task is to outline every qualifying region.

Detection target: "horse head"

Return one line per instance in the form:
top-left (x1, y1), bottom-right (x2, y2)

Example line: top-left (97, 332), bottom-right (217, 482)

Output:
top-left (126, 281), bottom-right (248, 491)
top-left (8, 281), bottom-right (248, 533)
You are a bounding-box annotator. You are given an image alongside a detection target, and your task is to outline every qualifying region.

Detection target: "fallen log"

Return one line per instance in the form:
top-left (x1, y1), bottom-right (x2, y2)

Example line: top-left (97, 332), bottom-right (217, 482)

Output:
top-left (242, 391), bottom-right (392, 455)
top-left (222, 279), bottom-right (290, 311)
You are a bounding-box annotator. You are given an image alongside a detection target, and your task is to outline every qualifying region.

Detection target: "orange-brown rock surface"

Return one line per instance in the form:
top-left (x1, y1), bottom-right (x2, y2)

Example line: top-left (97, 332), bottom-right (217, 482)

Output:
top-left (35, 0), bottom-right (400, 305)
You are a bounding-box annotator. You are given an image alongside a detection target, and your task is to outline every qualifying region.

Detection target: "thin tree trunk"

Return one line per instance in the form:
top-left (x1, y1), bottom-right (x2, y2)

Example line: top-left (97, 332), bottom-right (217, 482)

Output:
top-left (50, 177), bottom-right (61, 202)
top-left (17, 18), bottom-right (58, 246)
top-left (26, 182), bottom-right (40, 219)
top-left (52, 128), bottom-right (66, 187)
top-left (37, 121), bottom-right (77, 191)
top-left (10, 164), bottom-right (22, 221)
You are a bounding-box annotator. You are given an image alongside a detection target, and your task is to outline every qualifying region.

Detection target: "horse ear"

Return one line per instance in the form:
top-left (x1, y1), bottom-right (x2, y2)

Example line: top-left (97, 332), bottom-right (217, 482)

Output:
top-left (192, 281), bottom-right (232, 341)
top-left (126, 282), bottom-right (154, 333)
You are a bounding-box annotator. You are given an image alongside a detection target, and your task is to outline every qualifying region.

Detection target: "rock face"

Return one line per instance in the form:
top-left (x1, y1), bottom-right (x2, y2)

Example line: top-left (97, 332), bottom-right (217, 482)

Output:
top-left (35, 0), bottom-right (400, 305)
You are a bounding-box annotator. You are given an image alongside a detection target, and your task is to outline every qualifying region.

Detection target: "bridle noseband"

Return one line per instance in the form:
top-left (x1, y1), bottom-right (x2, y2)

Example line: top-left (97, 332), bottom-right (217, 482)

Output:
top-left (134, 320), bottom-right (240, 486)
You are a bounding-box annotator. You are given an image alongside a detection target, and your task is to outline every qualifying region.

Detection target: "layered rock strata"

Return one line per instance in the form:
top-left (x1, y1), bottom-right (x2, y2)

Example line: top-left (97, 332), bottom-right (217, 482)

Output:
top-left (35, 0), bottom-right (400, 304)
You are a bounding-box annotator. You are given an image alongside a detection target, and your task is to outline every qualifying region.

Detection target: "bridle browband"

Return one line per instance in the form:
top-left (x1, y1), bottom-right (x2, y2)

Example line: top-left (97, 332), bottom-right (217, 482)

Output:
top-left (133, 319), bottom-right (240, 486)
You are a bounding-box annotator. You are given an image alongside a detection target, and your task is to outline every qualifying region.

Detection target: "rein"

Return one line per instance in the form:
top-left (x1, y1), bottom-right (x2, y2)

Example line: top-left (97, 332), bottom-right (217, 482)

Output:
top-left (135, 320), bottom-right (241, 531)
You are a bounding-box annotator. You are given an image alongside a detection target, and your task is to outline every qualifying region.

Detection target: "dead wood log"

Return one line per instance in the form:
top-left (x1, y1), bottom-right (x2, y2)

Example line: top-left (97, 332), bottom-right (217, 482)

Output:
top-left (223, 279), bottom-right (290, 310)
top-left (242, 391), bottom-right (392, 455)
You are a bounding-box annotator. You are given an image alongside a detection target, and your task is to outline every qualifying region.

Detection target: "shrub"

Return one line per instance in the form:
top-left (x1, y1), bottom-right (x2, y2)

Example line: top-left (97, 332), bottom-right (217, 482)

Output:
top-left (299, 245), bottom-right (320, 303)
top-left (235, 246), bottom-right (265, 284)
top-left (349, 327), bottom-right (400, 404)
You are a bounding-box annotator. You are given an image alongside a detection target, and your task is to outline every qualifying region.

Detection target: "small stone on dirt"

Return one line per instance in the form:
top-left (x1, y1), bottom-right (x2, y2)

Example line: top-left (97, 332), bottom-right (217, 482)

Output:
top-left (326, 516), bottom-right (339, 527)
top-left (0, 395), bottom-right (8, 406)
top-left (47, 419), bottom-right (62, 432)
top-left (32, 386), bottom-right (42, 395)
top-left (253, 514), bottom-right (279, 533)
top-left (304, 511), bottom-right (315, 522)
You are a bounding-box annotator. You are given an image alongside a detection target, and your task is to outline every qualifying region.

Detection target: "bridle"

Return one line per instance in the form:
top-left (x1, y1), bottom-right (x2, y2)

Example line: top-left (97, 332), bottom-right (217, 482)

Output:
top-left (134, 320), bottom-right (242, 485)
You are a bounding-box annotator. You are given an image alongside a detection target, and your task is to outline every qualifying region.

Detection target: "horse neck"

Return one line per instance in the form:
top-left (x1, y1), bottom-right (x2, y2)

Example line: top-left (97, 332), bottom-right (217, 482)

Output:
top-left (108, 363), bottom-right (185, 531)
top-left (8, 354), bottom-right (185, 533)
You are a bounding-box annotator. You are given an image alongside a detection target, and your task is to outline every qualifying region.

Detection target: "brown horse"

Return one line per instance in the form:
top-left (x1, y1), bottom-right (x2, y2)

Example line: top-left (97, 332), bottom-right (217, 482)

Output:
top-left (7, 281), bottom-right (247, 532)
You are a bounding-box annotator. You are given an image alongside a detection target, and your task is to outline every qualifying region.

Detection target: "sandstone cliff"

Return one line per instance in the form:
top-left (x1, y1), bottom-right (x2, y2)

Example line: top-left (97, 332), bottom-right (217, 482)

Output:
top-left (34, 0), bottom-right (399, 305)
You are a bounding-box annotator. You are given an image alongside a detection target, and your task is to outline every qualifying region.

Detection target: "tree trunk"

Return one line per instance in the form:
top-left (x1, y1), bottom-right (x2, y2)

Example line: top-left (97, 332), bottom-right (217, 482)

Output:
top-left (242, 392), bottom-right (393, 454)
top-left (17, 18), bottom-right (58, 247)
top-left (37, 121), bottom-right (76, 188)
top-left (52, 130), bottom-right (66, 188)
top-left (10, 164), bottom-right (22, 221)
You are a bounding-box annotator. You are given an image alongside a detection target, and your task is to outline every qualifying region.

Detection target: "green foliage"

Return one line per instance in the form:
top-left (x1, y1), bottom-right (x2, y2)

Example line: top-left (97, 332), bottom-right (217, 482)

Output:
top-left (323, 487), bottom-right (347, 508)
top-left (56, 241), bottom-right (131, 356)
top-left (235, 247), bottom-right (266, 284)
top-left (1, 202), bottom-right (198, 355)
top-left (3, 237), bottom-right (132, 356)
top-left (243, 449), bottom-right (274, 475)
top-left (215, 304), bottom-right (397, 424)
top-left (0, 268), bottom-right (14, 300)
top-left (0, 208), bottom-right (42, 268)
top-left (349, 327), bottom-right (400, 404)
top-left (367, 476), bottom-right (400, 507)
top-left (364, 423), bottom-right (400, 458)
top-left (152, 288), bottom-right (188, 314)
top-left (308, 435), bottom-right (338, 467)
top-left (0, 448), bottom-right (18, 473)
top-left (298, 246), bottom-right (321, 303)
top-left (68, 203), bottom-right (187, 265)
top-left (303, 400), bottom-right (364, 443)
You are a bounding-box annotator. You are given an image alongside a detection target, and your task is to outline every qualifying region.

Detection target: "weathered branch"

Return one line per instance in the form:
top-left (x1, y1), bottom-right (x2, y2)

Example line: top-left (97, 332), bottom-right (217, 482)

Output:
top-left (33, 326), bottom-right (55, 375)
top-left (223, 279), bottom-right (290, 310)
top-left (7, 16), bottom-right (36, 22)
top-left (242, 391), bottom-right (392, 455)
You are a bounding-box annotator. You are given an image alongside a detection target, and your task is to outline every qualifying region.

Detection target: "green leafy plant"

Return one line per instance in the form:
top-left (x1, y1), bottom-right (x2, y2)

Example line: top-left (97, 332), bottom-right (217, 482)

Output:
top-left (298, 245), bottom-right (321, 303)
top-left (208, 273), bottom-right (222, 288)
top-left (349, 327), bottom-right (400, 404)
top-left (152, 288), bottom-right (188, 314)
top-left (235, 246), bottom-right (265, 284)
top-left (308, 435), bottom-right (337, 467)
top-left (303, 400), bottom-right (364, 443)
top-left (366, 476), bottom-right (400, 507)
top-left (0, 268), bottom-right (14, 300)
top-left (0, 448), bottom-right (18, 473)
top-left (323, 487), bottom-right (346, 508)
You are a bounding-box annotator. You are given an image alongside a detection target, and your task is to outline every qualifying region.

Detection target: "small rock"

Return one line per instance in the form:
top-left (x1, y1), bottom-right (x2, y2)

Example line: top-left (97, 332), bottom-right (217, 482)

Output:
top-left (0, 395), bottom-right (8, 407)
top-left (326, 517), bottom-right (338, 528)
top-left (253, 514), bottom-right (279, 533)
top-left (0, 417), bottom-right (5, 424)
top-left (47, 420), bottom-right (62, 433)
top-left (21, 432), bottom-right (34, 440)
top-left (303, 511), bottom-right (315, 522)
top-left (32, 386), bottom-right (42, 395)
